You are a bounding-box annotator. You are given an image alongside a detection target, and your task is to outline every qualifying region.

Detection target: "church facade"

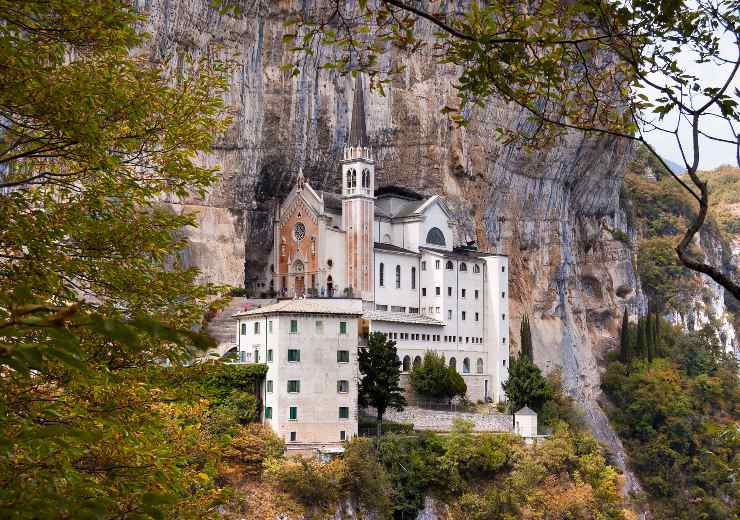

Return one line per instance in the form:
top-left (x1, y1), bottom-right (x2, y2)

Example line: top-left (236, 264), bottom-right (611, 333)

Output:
top-left (239, 78), bottom-right (509, 448)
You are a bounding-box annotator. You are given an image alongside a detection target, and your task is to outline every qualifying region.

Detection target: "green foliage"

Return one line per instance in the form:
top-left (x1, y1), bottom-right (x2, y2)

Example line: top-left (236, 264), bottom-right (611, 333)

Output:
top-left (0, 1), bottom-right (232, 517)
top-left (340, 438), bottom-right (393, 518)
top-left (602, 325), bottom-right (739, 519)
top-left (519, 314), bottom-right (533, 360)
top-left (410, 351), bottom-right (467, 402)
top-left (358, 332), bottom-right (406, 433)
top-left (264, 456), bottom-right (343, 514)
top-left (223, 423), bottom-right (284, 477)
top-left (502, 355), bottom-right (554, 413)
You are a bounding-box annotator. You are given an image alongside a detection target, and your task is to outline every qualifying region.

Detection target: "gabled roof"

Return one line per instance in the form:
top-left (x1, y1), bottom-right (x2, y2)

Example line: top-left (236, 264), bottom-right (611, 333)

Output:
top-left (233, 298), bottom-right (363, 318)
top-left (363, 310), bottom-right (445, 326)
top-left (374, 185), bottom-right (425, 200)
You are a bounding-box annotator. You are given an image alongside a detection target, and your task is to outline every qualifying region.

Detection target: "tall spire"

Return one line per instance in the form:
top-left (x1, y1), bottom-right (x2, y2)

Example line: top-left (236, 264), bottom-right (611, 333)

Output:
top-left (348, 76), bottom-right (368, 148)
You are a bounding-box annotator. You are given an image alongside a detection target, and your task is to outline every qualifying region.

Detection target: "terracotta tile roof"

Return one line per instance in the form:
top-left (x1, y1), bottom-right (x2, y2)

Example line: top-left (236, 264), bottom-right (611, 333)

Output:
top-left (233, 298), bottom-right (363, 317)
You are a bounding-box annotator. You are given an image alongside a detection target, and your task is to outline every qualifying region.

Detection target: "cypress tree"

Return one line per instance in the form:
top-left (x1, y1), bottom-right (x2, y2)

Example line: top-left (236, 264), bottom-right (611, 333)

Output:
top-left (646, 314), bottom-right (655, 362)
top-left (520, 315), bottom-right (533, 361)
top-left (636, 318), bottom-right (647, 360)
top-left (619, 308), bottom-right (631, 363)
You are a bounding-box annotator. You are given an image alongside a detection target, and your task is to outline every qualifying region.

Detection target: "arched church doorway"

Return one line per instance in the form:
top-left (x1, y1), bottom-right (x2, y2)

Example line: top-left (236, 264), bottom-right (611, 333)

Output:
top-left (327, 275), bottom-right (334, 297)
top-left (293, 260), bottom-right (305, 296)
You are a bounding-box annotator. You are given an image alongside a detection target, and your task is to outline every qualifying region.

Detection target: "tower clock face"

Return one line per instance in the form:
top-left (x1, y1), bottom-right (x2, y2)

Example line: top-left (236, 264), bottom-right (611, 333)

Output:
top-left (293, 222), bottom-right (306, 241)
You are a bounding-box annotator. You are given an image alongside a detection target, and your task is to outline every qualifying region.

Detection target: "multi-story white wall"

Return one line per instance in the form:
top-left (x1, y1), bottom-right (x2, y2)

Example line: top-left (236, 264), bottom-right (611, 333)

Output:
top-left (234, 299), bottom-right (363, 449)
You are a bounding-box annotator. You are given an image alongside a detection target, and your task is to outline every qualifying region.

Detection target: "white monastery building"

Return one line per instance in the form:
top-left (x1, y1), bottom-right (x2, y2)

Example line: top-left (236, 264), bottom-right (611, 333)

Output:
top-left (233, 78), bottom-right (509, 449)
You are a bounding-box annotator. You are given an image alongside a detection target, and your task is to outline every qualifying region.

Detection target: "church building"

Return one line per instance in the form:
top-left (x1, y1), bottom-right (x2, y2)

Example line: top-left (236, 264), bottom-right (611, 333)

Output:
top-left (236, 78), bottom-right (509, 449)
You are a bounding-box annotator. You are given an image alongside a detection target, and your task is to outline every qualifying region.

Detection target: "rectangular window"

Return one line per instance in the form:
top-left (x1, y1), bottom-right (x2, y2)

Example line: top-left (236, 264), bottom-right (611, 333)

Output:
top-left (448, 287), bottom-right (452, 296)
top-left (461, 288), bottom-right (466, 298)
top-left (411, 267), bottom-right (416, 289)
top-left (422, 288), bottom-right (427, 296)
top-left (462, 311), bottom-right (466, 320)
top-left (475, 290), bottom-right (479, 299)
top-left (435, 260), bottom-right (440, 269)
top-left (254, 322), bottom-right (260, 334)
top-left (421, 261), bottom-right (427, 271)
top-left (337, 380), bottom-right (349, 393)
top-left (448, 309), bottom-right (453, 319)
top-left (267, 349), bottom-right (273, 362)
top-left (340, 430), bottom-right (346, 441)
top-left (503, 337), bottom-right (507, 344)
top-left (265, 406), bottom-right (272, 419)
top-left (287, 380), bottom-right (300, 393)
top-left (266, 380), bottom-right (273, 393)
top-left (435, 287), bottom-right (440, 296)
top-left (502, 314), bottom-right (506, 320)
top-left (268, 320), bottom-right (273, 333)
top-left (290, 319), bottom-right (298, 334)
top-left (288, 349), bottom-right (300, 362)
top-left (315, 320), bottom-right (324, 333)
top-left (466, 337), bottom-right (469, 343)
top-left (289, 407), bottom-right (298, 420)
top-left (475, 312), bottom-right (479, 321)
top-left (375, 304), bottom-right (388, 311)
top-left (339, 406), bottom-right (350, 419)
top-left (409, 307), bottom-right (419, 314)
top-left (435, 307), bottom-right (440, 313)
top-left (240, 323), bottom-right (246, 335)
top-left (390, 305), bottom-right (406, 313)
top-left (337, 350), bottom-right (350, 363)
top-left (502, 266), bottom-right (506, 273)
top-left (501, 291), bottom-right (505, 298)
top-left (239, 350), bottom-right (246, 363)
top-left (339, 321), bottom-right (347, 335)
top-left (254, 349), bottom-right (260, 363)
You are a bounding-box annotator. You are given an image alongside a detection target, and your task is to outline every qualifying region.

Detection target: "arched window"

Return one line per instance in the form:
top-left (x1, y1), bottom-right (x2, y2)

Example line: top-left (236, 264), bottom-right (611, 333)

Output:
top-left (362, 168), bottom-right (370, 188)
top-left (351, 169), bottom-right (357, 188)
top-left (463, 357), bottom-right (471, 374)
top-left (395, 265), bottom-right (401, 289)
top-left (476, 358), bottom-right (484, 373)
top-left (403, 355), bottom-right (411, 372)
top-left (473, 264), bottom-right (481, 273)
top-left (346, 169), bottom-right (352, 189)
top-left (449, 357), bottom-right (457, 370)
top-left (426, 227), bottom-right (446, 246)
top-left (379, 263), bottom-right (384, 286)
top-left (411, 267), bottom-right (416, 289)
top-left (459, 262), bottom-right (467, 272)
top-left (413, 356), bottom-right (422, 369)
top-left (382, 234), bottom-right (392, 244)
top-left (446, 261), bottom-right (454, 271)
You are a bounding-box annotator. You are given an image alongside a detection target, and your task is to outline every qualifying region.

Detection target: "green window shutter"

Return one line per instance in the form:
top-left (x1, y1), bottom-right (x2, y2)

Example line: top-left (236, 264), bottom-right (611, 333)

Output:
top-left (337, 350), bottom-right (349, 363)
top-left (266, 380), bottom-right (273, 393)
top-left (265, 406), bottom-right (272, 419)
top-left (339, 321), bottom-right (347, 335)
top-left (288, 380), bottom-right (300, 393)
top-left (290, 320), bottom-right (298, 333)
top-left (288, 349), bottom-right (300, 362)
top-left (289, 406), bottom-right (297, 420)
top-left (339, 406), bottom-right (349, 419)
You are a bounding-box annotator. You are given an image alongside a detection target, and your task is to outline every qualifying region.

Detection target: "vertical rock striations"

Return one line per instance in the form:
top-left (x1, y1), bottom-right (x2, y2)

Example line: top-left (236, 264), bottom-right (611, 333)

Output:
top-left (137, 0), bottom-right (646, 492)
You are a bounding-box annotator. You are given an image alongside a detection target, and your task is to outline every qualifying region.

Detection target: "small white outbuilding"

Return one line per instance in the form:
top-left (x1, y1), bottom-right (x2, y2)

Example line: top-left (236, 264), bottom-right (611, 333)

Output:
top-left (514, 406), bottom-right (538, 437)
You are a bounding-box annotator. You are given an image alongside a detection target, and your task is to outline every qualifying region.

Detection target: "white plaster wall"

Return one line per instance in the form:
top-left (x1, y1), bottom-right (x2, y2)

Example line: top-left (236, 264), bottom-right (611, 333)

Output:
top-left (323, 227), bottom-right (346, 293)
top-left (243, 313), bottom-right (360, 447)
top-left (419, 251), bottom-right (445, 319)
top-left (483, 256), bottom-right (509, 402)
top-left (421, 202), bottom-right (453, 251)
top-left (374, 251), bottom-right (421, 311)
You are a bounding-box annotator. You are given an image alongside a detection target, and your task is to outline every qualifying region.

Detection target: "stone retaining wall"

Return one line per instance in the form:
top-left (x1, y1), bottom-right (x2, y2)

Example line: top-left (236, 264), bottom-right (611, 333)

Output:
top-left (381, 406), bottom-right (513, 433)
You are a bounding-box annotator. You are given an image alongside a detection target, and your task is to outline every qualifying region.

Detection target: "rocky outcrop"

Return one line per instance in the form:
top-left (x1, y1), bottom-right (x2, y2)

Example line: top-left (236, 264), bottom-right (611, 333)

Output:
top-left (137, 0), bottom-right (646, 492)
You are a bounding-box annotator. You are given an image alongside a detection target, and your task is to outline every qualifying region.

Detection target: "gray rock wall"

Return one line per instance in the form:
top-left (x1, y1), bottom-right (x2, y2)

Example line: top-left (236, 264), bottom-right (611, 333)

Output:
top-left (136, 0), bottom-right (641, 491)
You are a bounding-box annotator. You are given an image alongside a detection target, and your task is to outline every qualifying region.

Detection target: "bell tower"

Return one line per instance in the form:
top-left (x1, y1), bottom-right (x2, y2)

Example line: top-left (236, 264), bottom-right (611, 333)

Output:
top-left (341, 76), bottom-right (375, 303)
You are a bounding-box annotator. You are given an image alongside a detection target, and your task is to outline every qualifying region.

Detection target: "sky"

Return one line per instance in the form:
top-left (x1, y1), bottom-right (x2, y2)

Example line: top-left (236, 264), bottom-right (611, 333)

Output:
top-left (641, 17), bottom-right (739, 172)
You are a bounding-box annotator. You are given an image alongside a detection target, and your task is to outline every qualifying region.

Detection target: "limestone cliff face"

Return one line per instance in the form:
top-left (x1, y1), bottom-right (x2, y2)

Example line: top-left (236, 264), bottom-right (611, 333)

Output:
top-left (137, 0), bottom-right (642, 490)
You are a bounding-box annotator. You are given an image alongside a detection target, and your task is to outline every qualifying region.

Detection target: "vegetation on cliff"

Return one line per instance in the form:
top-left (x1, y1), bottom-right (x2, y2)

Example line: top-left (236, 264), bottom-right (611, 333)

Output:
top-left (255, 424), bottom-right (631, 520)
top-left (602, 323), bottom-right (738, 519)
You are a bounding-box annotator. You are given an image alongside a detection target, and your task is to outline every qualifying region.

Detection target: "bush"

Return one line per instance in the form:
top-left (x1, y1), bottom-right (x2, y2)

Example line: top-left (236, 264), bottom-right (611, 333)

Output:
top-left (341, 438), bottom-right (393, 517)
top-left (224, 423), bottom-right (284, 477)
top-left (264, 456), bottom-right (344, 513)
top-left (358, 416), bottom-right (414, 434)
top-left (410, 351), bottom-right (467, 402)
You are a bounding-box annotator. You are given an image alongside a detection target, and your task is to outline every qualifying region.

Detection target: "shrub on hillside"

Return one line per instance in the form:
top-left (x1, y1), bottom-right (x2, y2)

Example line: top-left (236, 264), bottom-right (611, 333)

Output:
top-left (224, 423), bottom-right (284, 477)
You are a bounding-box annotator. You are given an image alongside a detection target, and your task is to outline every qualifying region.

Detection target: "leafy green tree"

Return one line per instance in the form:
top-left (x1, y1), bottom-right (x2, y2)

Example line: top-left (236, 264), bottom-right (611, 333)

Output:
top-left (646, 314), bottom-right (656, 363)
top-left (0, 1), bottom-right (231, 518)
top-left (618, 308), bottom-right (632, 364)
top-left (520, 314), bottom-right (533, 361)
top-left (502, 356), bottom-right (554, 413)
top-left (410, 351), bottom-right (467, 404)
top-left (358, 332), bottom-right (407, 436)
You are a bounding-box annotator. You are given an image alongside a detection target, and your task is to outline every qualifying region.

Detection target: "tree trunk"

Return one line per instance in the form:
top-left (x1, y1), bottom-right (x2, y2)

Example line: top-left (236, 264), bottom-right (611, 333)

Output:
top-left (377, 408), bottom-right (383, 438)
